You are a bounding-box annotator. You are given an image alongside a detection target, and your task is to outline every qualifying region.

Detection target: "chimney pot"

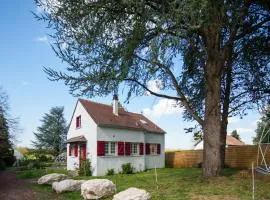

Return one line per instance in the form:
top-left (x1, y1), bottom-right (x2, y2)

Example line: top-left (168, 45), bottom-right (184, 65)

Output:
top-left (113, 94), bottom-right (119, 116)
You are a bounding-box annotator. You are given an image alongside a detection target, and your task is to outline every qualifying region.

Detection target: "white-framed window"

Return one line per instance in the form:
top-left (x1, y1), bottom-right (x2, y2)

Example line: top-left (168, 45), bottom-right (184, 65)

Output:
top-left (104, 142), bottom-right (117, 156)
top-left (150, 144), bottom-right (158, 155)
top-left (131, 143), bottom-right (139, 155)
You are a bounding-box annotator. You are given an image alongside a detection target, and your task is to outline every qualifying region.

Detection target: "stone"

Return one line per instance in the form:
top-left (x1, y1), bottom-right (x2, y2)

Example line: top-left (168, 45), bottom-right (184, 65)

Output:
top-left (52, 179), bottom-right (86, 194)
top-left (81, 179), bottom-right (116, 199)
top-left (38, 173), bottom-right (68, 185)
top-left (113, 187), bottom-right (151, 200)
top-left (54, 152), bottom-right (67, 163)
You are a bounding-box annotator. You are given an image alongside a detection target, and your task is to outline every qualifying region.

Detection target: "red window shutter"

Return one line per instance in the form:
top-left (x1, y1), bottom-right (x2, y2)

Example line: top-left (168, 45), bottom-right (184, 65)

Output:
top-left (146, 143), bottom-right (150, 155)
top-left (125, 142), bottom-right (131, 156)
top-left (83, 144), bottom-right (87, 159)
top-left (74, 145), bottom-right (78, 157)
top-left (97, 141), bottom-right (105, 156)
top-left (118, 142), bottom-right (124, 156)
top-left (157, 144), bottom-right (161, 154)
top-left (69, 145), bottom-right (72, 156)
top-left (139, 143), bottom-right (144, 155)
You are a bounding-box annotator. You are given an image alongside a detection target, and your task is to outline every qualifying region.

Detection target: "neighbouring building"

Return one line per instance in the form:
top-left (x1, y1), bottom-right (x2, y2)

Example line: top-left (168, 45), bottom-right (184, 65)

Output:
top-left (194, 135), bottom-right (245, 150)
top-left (67, 96), bottom-right (165, 176)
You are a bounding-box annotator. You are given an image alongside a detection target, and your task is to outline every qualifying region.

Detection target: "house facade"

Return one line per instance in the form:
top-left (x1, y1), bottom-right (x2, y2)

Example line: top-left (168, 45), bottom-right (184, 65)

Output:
top-left (67, 96), bottom-right (165, 176)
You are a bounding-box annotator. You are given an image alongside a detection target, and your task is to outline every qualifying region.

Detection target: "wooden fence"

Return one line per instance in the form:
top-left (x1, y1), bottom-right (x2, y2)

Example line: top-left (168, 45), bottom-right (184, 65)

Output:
top-left (166, 145), bottom-right (270, 169)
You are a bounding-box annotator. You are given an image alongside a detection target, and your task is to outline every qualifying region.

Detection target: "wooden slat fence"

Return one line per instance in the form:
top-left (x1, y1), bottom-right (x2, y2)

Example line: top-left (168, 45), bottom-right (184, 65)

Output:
top-left (166, 145), bottom-right (270, 169)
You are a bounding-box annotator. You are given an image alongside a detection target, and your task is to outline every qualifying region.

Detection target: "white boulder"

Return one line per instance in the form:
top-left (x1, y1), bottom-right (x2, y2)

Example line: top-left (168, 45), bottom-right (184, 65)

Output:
top-left (113, 187), bottom-right (151, 200)
top-left (81, 179), bottom-right (116, 199)
top-left (38, 173), bottom-right (67, 185)
top-left (52, 179), bottom-right (86, 194)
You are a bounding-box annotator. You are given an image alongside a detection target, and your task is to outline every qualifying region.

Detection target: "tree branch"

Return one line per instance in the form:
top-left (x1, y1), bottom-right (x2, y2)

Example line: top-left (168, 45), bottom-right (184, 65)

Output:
top-left (133, 54), bottom-right (204, 126)
top-left (124, 78), bottom-right (181, 101)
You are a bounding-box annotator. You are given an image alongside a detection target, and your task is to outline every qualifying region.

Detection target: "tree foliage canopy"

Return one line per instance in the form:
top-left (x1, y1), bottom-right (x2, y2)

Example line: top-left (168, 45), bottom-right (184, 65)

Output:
top-left (254, 106), bottom-right (270, 144)
top-left (0, 87), bottom-right (16, 168)
top-left (231, 130), bottom-right (241, 141)
top-left (32, 106), bottom-right (67, 156)
top-left (36, 0), bottom-right (270, 124)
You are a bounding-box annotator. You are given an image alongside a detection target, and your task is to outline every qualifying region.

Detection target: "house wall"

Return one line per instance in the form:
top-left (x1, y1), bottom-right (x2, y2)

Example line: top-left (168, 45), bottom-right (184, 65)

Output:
top-left (67, 101), bottom-right (98, 175)
top-left (96, 127), bottom-right (145, 176)
top-left (145, 132), bottom-right (165, 169)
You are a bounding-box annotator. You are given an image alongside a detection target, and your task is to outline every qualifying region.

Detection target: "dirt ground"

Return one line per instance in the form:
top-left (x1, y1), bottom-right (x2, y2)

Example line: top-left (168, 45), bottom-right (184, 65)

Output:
top-left (0, 171), bottom-right (35, 200)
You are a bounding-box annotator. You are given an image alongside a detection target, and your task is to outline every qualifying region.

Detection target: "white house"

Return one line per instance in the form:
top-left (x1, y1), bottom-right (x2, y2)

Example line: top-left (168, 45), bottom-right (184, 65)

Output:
top-left (67, 96), bottom-right (165, 176)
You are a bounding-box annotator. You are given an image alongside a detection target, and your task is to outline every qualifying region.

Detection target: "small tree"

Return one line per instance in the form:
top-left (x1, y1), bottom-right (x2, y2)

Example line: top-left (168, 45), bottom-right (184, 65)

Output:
top-left (231, 130), bottom-right (241, 141)
top-left (32, 107), bottom-right (67, 156)
top-left (253, 106), bottom-right (270, 144)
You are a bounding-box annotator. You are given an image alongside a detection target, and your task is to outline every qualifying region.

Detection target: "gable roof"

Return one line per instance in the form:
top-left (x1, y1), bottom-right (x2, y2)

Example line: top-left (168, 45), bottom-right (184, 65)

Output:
top-left (194, 135), bottom-right (245, 150)
top-left (226, 135), bottom-right (245, 146)
top-left (79, 99), bottom-right (165, 134)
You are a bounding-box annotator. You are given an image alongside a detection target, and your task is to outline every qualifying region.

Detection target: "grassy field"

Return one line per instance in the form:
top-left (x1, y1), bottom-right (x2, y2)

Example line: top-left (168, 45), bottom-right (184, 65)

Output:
top-left (15, 168), bottom-right (270, 200)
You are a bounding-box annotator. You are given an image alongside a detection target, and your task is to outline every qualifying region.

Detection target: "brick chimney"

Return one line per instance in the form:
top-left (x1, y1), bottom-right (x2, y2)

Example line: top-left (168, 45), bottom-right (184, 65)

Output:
top-left (113, 94), bottom-right (118, 116)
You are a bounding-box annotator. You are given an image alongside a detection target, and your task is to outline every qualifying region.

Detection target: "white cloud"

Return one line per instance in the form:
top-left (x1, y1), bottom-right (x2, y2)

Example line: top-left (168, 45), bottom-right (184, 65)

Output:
top-left (228, 117), bottom-right (240, 124)
top-left (34, 36), bottom-right (48, 43)
top-left (143, 99), bottom-right (183, 118)
top-left (145, 79), bottom-right (162, 95)
top-left (235, 128), bottom-right (254, 134)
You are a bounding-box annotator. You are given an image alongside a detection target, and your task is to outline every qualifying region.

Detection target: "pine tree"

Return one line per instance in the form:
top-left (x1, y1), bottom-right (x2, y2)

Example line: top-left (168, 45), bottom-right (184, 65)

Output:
top-left (32, 107), bottom-right (67, 156)
top-left (0, 88), bottom-right (15, 168)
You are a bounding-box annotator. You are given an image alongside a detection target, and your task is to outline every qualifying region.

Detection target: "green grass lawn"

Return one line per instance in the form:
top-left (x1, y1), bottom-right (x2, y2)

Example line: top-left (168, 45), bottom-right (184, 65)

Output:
top-left (16, 168), bottom-right (270, 200)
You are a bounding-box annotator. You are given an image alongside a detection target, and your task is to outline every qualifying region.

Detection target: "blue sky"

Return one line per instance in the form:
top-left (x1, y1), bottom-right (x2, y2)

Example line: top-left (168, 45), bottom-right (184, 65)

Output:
top-left (0, 1), bottom-right (261, 149)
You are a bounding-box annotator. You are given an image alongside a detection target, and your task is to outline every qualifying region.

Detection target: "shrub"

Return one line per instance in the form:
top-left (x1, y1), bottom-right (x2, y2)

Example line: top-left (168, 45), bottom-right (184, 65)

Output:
top-left (106, 169), bottom-right (115, 176)
top-left (79, 159), bottom-right (92, 176)
top-left (0, 159), bottom-right (6, 170)
top-left (121, 163), bottom-right (133, 174)
top-left (27, 160), bottom-right (45, 169)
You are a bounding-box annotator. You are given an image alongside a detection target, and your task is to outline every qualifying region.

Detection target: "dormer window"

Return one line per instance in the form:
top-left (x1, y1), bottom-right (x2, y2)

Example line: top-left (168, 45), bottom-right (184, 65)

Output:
top-left (76, 115), bottom-right (81, 128)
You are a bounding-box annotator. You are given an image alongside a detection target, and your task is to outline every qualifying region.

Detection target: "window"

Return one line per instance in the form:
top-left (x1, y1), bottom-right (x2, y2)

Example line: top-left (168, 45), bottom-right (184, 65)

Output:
top-left (150, 144), bottom-right (158, 155)
top-left (69, 144), bottom-right (78, 157)
top-left (104, 142), bottom-right (117, 156)
top-left (131, 143), bottom-right (139, 155)
top-left (76, 116), bottom-right (81, 128)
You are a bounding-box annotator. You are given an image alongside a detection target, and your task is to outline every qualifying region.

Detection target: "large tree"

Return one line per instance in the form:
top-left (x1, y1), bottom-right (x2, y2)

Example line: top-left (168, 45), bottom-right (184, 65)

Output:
top-left (254, 106), bottom-right (270, 144)
top-left (35, 0), bottom-right (270, 176)
top-left (0, 88), bottom-right (16, 168)
top-left (32, 107), bottom-right (67, 156)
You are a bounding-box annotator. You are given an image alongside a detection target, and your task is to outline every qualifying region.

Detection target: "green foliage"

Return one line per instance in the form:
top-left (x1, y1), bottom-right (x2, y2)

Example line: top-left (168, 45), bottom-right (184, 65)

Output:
top-left (78, 159), bottom-right (92, 176)
top-left (27, 160), bottom-right (46, 170)
top-left (121, 163), bottom-right (134, 174)
top-left (231, 130), bottom-right (241, 141)
top-left (16, 168), bottom-right (68, 179)
top-left (0, 159), bottom-right (6, 170)
top-left (32, 107), bottom-right (67, 156)
top-left (106, 169), bottom-right (115, 176)
top-left (253, 106), bottom-right (270, 144)
top-left (0, 88), bottom-right (15, 169)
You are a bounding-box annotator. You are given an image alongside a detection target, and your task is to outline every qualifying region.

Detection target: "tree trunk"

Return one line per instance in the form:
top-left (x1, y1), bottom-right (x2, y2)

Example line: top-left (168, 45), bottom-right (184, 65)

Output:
top-left (203, 64), bottom-right (222, 177)
top-left (220, 119), bottom-right (228, 167)
top-left (220, 41), bottom-right (233, 168)
top-left (202, 28), bottom-right (223, 177)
